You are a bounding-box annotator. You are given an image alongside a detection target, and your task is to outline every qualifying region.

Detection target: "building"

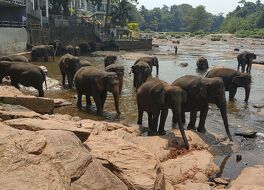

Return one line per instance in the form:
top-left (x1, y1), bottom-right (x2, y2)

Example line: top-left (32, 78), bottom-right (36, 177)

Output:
top-left (0, 0), bottom-right (28, 55)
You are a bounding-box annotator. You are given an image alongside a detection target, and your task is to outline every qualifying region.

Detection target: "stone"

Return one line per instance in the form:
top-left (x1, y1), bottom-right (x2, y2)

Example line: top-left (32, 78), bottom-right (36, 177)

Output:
top-left (0, 103), bottom-right (40, 121)
top-left (175, 182), bottom-right (212, 190)
top-left (213, 177), bottom-right (229, 186)
top-left (234, 130), bottom-right (257, 138)
top-left (178, 63), bottom-right (188, 67)
top-left (230, 165), bottom-right (264, 190)
top-left (86, 131), bottom-right (164, 189)
top-left (234, 48), bottom-right (240, 51)
top-left (54, 98), bottom-right (72, 108)
top-left (161, 150), bottom-right (219, 186)
top-left (4, 118), bottom-right (91, 142)
top-left (72, 160), bottom-right (128, 190)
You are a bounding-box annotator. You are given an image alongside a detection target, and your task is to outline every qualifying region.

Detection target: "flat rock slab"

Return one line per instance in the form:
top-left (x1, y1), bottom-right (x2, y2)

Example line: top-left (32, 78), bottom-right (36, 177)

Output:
top-left (4, 118), bottom-right (91, 142)
top-left (0, 103), bottom-right (40, 120)
top-left (230, 165), bottom-right (264, 190)
top-left (54, 98), bottom-right (72, 108)
top-left (0, 85), bottom-right (54, 114)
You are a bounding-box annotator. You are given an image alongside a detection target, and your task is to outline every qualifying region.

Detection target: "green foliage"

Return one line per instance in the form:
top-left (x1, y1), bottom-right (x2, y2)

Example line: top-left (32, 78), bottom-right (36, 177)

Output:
top-left (211, 35), bottom-right (222, 41)
top-left (235, 29), bottom-right (264, 38)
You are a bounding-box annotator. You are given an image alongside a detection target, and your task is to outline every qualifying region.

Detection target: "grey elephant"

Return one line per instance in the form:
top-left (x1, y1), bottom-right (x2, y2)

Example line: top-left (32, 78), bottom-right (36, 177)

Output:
top-left (74, 67), bottom-right (121, 116)
top-left (237, 51), bottom-right (256, 73)
top-left (131, 61), bottom-right (152, 89)
top-left (0, 61), bottom-right (29, 83)
top-left (196, 56), bottom-right (209, 70)
top-left (49, 40), bottom-right (65, 56)
top-left (105, 64), bottom-right (124, 94)
top-left (137, 77), bottom-right (189, 148)
top-left (171, 75), bottom-right (233, 141)
top-left (65, 45), bottom-right (75, 55)
top-left (206, 68), bottom-right (251, 102)
top-left (31, 45), bottom-right (55, 62)
top-left (0, 55), bottom-right (29, 63)
top-left (7, 62), bottom-right (47, 96)
top-left (58, 53), bottom-right (82, 88)
top-left (134, 56), bottom-right (159, 75)
top-left (74, 46), bottom-right (80, 56)
top-left (104, 55), bottom-right (117, 67)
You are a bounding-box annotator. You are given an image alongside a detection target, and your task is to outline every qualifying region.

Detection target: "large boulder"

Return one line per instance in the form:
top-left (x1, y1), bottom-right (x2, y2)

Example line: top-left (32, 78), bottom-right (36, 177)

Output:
top-left (230, 165), bottom-right (264, 190)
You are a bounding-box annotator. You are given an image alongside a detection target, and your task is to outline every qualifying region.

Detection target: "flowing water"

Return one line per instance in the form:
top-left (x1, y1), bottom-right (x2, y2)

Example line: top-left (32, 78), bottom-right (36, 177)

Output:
top-left (29, 37), bottom-right (264, 180)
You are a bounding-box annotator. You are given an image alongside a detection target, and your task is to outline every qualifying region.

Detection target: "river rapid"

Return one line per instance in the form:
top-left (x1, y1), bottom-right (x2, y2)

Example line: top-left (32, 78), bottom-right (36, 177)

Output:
top-left (29, 35), bottom-right (264, 180)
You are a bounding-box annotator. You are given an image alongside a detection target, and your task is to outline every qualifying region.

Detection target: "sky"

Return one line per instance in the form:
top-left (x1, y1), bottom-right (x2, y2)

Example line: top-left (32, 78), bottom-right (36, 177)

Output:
top-left (136, 0), bottom-right (264, 15)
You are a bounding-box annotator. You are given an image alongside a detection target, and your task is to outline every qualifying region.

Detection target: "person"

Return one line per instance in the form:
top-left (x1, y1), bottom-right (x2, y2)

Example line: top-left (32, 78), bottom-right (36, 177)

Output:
top-left (174, 46), bottom-right (178, 55)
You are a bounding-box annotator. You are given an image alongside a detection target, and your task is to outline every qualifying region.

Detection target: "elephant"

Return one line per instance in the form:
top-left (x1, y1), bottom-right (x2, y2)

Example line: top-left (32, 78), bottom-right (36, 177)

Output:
top-left (206, 68), bottom-right (251, 102)
top-left (104, 55), bottom-right (117, 67)
top-left (74, 46), bottom-right (80, 56)
top-left (79, 43), bottom-right (91, 54)
top-left (7, 62), bottom-right (47, 97)
top-left (237, 51), bottom-right (257, 73)
top-left (0, 55), bottom-right (29, 63)
top-left (137, 77), bottom-right (189, 149)
top-left (58, 53), bottom-right (81, 88)
top-left (196, 56), bottom-right (209, 70)
top-left (171, 75), bottom-right (233, 141)
top-left (65, 45), bottom-right (75, 55)
top-left (131, 61), bottom-right (152, 89)
top-left (74, 67), bottom-right (121, 116)
top-left (31, 45), bottom-right (55, 62)
top-left (105, 64), bottom-right (124, 94)
top-left (49, 40), bottom-right (65, 56)
top-left (134, 56), bottom-right (159, 75)
top-left (0, 61), bottom-right (29, 83)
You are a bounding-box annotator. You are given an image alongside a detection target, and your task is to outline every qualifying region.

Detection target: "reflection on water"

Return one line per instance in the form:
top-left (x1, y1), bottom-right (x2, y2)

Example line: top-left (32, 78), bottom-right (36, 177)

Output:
top-left (29, 40), bottom-right (264, 179)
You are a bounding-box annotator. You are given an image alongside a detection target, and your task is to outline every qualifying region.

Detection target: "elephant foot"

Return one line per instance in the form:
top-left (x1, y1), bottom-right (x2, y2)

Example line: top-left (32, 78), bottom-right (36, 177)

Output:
top-left (148, 130), bottom-right (157, 136)
top-left (187, 124), bottom-right (196, 131)
top-left (158, 130), bottom-right (166, 136)
top-left (197, 126), bottom-right (207, 134)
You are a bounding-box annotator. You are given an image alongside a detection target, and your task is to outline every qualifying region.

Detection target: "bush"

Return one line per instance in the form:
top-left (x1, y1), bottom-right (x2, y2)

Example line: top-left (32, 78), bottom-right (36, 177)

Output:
top-left (211, 35), bottom-right (222, 41)
top-left (235, 29), bottom-right (264, 39)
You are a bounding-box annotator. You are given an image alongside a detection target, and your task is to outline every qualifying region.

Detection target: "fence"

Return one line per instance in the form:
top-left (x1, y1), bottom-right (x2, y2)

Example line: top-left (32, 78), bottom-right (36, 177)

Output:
top-left (0, 20), bottom-right (26, 28)
top-left (1, 0), bottom-right (26, 6)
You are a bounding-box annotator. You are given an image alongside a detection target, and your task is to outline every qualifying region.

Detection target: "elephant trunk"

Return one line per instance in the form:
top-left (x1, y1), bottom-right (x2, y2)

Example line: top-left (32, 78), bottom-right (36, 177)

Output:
top-left (156, 64), bottom-right (159, 76)
top-left (118, 75), bottom-right (123, 94)
top-left (172, 107), bottom-right (189, 149)
top-left (244, 85), bottom-right (251, 102)
top-left (219, 105), bottom-right (233, 141)
top-left (112, 85), bottom-right (121, 115)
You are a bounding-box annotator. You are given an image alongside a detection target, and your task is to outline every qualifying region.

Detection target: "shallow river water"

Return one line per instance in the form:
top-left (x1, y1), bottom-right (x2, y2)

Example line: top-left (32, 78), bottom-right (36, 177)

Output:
top-left (30, 37), bottom-right (264, 180)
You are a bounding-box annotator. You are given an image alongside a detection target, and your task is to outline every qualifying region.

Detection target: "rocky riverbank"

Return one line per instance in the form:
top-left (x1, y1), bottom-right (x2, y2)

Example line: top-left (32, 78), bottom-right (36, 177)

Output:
top-left (0, 84), bottom-right (264, 189)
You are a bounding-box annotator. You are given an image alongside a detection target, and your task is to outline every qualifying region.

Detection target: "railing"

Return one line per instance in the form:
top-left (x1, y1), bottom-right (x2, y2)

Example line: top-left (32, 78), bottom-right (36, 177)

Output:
top-left (27, 9), bottom-right (42, 20)
top-left (0, 0), bottom-right (26, 6)
top-left (0, 20), bottom-right (26, 28)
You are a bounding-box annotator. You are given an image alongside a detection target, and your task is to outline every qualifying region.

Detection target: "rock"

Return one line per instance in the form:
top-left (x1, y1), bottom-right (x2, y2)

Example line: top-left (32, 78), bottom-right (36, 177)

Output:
top-left (161, 150), bottom-right (219, 186)
top-left (46, 77), bottom-right (61, 90)
top-left (213, 177), bottom-right (229, 186)
top-left (86, 131), bottom-right (164, 189)
top-left (196, 56), bottom-right (209, 70)
top-left (0, 103), bottom-right (40, 121)
top-left (152, 44), bottom-right (159, 47)
top-left (175, 182), bottom-right (212, 190)
top-left (54, 98), bottom-right (72, 108)
top-left (234, 130), bottom-right (257, 138)
top-left (252, 104), bottom-right (264, 108)
top-left (72, 160), bottom-right (128, 190)
top-left (230, 165), bottom-right (264, 190)
top-left (0, 85), bottom-right (54, 114)
top-left (178, 63), bottom-right (188, 67)
top-left (4, 118), bottom-right (91, 142)
top-left (253, 60), bottom-right (264, 65)
top-left (208, 143), bottom-right (233, 156)
top-left (234, 48), bottom-right (240, 51)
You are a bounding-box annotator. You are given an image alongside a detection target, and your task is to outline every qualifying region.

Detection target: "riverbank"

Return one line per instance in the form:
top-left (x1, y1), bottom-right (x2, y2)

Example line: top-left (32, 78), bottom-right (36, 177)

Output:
top-left (0, 84), bottom-right (264, 189)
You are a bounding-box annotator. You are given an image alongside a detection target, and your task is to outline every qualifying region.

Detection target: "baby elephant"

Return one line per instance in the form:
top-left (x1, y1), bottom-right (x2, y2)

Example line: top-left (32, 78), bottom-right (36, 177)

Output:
top-left (58, 53), bottom-right (80, 88)
top-left (206, 68), bottom-right (251, 102)
top-left (137, 77), bottom-right (189, 149)
top-left (0, 55), bottom-right (29, 63)
top-left (237, 51), bottom-right (256, 73)
top-left (131, 61), bottom-right (152, 89)
top-left (9, 62), bottom-right (47, 97)
top-left (104, 55), bottom-right (117, 67)
top-left (134, 56), bottom-right (159, 75)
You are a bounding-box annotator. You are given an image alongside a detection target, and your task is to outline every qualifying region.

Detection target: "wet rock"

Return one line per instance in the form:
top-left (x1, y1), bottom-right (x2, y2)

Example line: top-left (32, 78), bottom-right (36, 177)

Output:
top-left (161, 150), bottom-right (219, 186)
top-left (54, 98), bottom-right (72, 108)
top-left (252, 103), bottom-right (264, 108)
top-left (86, 131), bottom-right (163, 189)
top-left (0, 85), bottom-right (54, 114)
top-left (152, 44), bottom-right (159, 47)
top-left (213, 177), bottom-right (229, 186)
top-left (72, 160), bottom-right (128, 190)
top-left (46, 77), bottom-right (61, 90)
top-left (234, 48), bottom-right (240, 51)
top-left (0, 103), bottom-right (40, 121)
top-left (178, 63), bottom-right (188, 67)
top-left (4, 118), bottom-right (91, 142)
top-left (234, 130), bottom-right (257, 138)
top-left (208, 143), bottom-right (233, 156)
top-left (230, 165), bottom-right (264, 190)
top-left (253, 61), bottom-right (264, 65)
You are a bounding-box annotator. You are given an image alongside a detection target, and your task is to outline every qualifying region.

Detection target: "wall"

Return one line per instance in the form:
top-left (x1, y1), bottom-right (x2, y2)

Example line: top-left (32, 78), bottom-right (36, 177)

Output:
top-left (0, 27), bottom-right (27, 55)
top-left (117, 39), bottom-right (152, 50)
top-left (0, 7), bottom-right (26, 21)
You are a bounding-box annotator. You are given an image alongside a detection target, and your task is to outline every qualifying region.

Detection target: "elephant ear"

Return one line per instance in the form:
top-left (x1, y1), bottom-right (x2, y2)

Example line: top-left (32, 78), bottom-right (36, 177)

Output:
top-left (232, 76), bottom-right (241, 86)
top-left (182, 90), bottom-right (188, 103)
top-left (131, 65), bottom-right (135, 73)
top-left (199, 85), bottom-right (207, 99)
top-left (154, 57), bottom-right (159, 64)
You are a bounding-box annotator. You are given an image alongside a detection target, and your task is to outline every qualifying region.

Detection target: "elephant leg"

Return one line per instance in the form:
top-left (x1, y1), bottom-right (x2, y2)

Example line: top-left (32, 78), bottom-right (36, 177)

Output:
top-left (37, 86), bottom-right (44, 97)
top-left (101, 91), bottom-right (107, 110)
top-left (187, 111), bottom-right (197, 130)
top-left (197, 105), bottom-right (209, 134)
top-left (241, 63), bottom-right (246, 73)
top-left (85, 95), bottom-right (92, 108)
top-left (137, 106), bottom-right (143, 125)
top-left (147, 113), bottom-right (152, 128)
top-left (93, 95), bottom-right (103, 115)
top-left (181, 111), bottom-right (186, 123)
top-left (62, 73), bottom-right (66, 86)
top-left (158, 109), bottom-right (168, 135)
top-left (66, 73), bottom-right (72, 88)
top-left (149, 111), bottom-right (159, 136)
top-left (77, 91), bottom-right (82, 108)
top-left (11, 79), bottom-right (20, 89)
top-left (229, 88), bottom-right (237, 101)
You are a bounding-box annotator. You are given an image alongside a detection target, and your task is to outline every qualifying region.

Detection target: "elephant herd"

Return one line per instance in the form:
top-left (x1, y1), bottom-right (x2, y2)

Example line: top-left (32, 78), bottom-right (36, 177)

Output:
top-left (0, 49), bottom-right (257, 149)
